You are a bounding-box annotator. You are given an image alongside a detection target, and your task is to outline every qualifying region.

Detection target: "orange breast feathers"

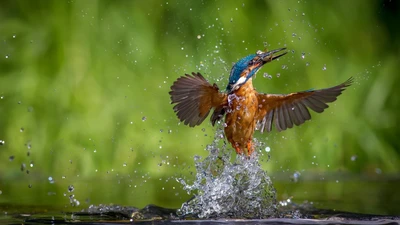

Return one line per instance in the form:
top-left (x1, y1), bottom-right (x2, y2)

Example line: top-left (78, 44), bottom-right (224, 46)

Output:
top-left (224, 79), bottom-right (258, 155)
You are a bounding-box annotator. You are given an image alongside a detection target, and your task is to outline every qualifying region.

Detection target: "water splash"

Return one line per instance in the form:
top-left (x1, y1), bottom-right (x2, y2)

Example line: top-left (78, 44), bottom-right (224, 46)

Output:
top-left (176, 128), bottom-right (277, 219)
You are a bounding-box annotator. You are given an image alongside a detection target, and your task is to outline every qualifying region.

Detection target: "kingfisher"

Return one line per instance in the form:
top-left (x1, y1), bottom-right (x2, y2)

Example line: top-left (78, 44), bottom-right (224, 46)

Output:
top-left (169, 48), bottom-right (352, 156)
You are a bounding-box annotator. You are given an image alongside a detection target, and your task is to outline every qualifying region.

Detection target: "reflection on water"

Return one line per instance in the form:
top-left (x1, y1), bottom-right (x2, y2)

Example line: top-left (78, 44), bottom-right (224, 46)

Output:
top-left (5, 203), bottom-right (399, 225)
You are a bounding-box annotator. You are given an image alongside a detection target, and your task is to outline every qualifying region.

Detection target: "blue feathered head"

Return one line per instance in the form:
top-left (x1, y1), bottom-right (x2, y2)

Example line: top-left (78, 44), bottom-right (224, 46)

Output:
top-left (226, 48), bottom-right (287, 93)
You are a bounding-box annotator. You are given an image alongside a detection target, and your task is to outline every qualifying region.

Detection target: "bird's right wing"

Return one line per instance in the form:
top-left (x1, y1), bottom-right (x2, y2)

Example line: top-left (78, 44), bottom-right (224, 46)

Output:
top-left (255, 77), bottom-right (353, 132)
top-left (169, 72), bottom-right (228, 127)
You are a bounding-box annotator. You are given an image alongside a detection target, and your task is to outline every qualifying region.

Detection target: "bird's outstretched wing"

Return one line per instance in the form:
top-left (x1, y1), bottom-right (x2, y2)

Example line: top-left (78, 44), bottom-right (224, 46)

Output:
top-left (169, 72), bottom-right (228, 127)
top-left (255, 77), bottom-right (353, 132)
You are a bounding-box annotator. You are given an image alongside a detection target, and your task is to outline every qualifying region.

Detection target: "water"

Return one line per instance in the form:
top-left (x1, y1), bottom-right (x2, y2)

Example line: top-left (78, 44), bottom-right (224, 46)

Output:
top-left (176, 128), bottom-right (276, 219)
top-left (1, 128), bottom-right (399, 224)
top-left (4, 204), bottom-right (399, 224)
top-left (1, 177), bottom-right (400, 224)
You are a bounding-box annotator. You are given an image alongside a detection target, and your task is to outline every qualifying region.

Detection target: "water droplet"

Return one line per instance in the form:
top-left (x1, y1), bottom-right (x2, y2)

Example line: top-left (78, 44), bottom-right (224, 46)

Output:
top-left (30, 161), bottom-right (34, 167)
top-left (197, 35), bottom-right (201, 39)
top-left (68, 185), bottom-right (74, 192)
top-left (306, 62), bottom-right (310, 66)
top-left (265, 146), bottom-right (271, 152)
top-left (263, 72), bottom-right (272, 79)
top-left (20, 127), bottom-right (24, 132)
top-left (322, 64), bottom-right (327, 71)
top-left (0, 96), bottom-right (3, 99)
top-left (292, 171), bottom-right (301, 182)
top-left (28, 184), bottom-right (32, 188)
top-left (301, 52), bottom-right (305, 59)
top-left (292, 33), bottom-right (296, 37)
top-left (5, 55), bottom-right (9, 59)
top-left (0, 140), bottom-right (5, 145)
top-left (351, 155), bottom-right (357, 161)
top-left (276, 73), bottom-right (281, 78)
top-left (0, 190), bottom-right (2, 195)
top-left (281, 64), bottom-right (288, 70)
top-left (375, 168), bottom-right (382, 174)
top-left (9, 156), bottom-right (14, 161)
top-left (20, 163), bottom-right (26, 171)
top-left (142, 116), bottom-right (147, 121)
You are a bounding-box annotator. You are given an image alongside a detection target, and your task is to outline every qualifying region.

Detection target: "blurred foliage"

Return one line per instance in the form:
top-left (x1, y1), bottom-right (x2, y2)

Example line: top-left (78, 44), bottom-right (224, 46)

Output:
top-left (0, 0), bottom-right (399, 214)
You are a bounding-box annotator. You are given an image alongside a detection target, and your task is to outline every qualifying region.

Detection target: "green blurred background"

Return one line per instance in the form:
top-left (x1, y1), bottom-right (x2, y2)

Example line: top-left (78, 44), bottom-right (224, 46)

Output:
top-left (1, 0), bottom-right (399, 216)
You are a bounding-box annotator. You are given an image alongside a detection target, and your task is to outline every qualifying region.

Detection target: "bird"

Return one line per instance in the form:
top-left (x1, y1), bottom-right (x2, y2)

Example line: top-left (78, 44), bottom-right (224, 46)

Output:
top-left (169, 48), bottom-right (352, 156)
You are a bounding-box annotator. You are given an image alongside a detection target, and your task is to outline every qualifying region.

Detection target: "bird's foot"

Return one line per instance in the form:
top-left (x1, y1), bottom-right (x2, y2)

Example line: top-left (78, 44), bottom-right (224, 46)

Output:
top-left (234, 146), bottom-right (243, 155)
top-left (246, 141), bottom-right (254, 156)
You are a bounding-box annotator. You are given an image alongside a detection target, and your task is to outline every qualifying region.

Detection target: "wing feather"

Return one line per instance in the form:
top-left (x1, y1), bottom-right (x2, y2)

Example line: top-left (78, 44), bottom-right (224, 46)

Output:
top-left (256, 77), bottom-right (352, 132)
top-left (296, 101), bottom-right (311, 121)
top-left (169, 72), bottom-right (227, 127)
top-left (287, 103), bottom-right (300, 126)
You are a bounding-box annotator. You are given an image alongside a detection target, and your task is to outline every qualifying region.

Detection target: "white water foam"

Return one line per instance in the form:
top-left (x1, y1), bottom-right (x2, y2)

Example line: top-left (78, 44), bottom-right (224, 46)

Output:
top-left (177, 128), bottom-right (277, 218)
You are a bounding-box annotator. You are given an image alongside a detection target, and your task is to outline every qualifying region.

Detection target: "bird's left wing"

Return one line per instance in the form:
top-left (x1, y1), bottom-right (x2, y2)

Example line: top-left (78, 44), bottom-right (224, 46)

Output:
top-left (170, 72), bottom-right (228, 127)
top-left (255, 77), bottom-right (353, 132)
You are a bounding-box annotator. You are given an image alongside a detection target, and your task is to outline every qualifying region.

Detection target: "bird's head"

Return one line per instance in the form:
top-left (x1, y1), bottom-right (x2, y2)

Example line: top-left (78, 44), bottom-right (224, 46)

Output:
top-left (226, 48), bottom-right (287, 93)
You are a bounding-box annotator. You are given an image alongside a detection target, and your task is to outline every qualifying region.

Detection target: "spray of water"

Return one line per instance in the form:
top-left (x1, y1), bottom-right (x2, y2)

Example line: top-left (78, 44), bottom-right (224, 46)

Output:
top-left (176, 127), bottom-right (277, 219)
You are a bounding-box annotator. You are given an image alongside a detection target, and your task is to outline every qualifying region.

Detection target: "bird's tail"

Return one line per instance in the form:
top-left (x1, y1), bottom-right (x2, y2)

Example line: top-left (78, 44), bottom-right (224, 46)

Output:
top-left (169, 72), bottom-right (225, 127)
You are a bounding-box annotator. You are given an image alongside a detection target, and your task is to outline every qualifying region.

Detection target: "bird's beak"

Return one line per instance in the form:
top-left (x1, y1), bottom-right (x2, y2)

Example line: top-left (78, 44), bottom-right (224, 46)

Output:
top-left (258, 48), bottom-right (287, 64)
